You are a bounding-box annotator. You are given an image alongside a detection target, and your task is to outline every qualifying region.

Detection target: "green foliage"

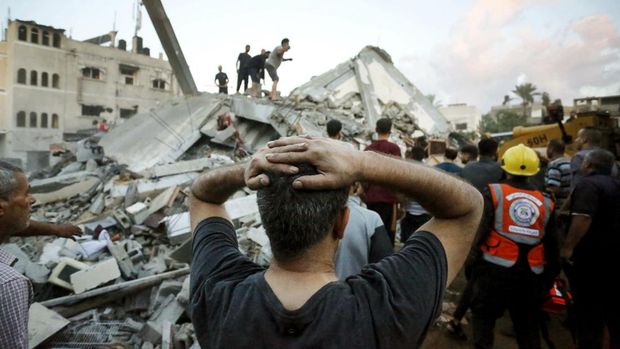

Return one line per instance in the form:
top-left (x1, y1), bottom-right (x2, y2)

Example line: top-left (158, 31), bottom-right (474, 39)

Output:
top-left (479, 111), bottom-right (528, 134)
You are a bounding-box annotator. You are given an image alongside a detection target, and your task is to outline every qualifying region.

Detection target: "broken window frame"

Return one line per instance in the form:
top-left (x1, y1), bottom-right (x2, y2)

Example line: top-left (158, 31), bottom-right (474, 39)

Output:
top-left (82, 105), bottom-right (104, 117)
top-left (41, 72), bottom-right (49, 87)
top-left (41, 113), bottom-right (49, 128)
top-left (30, 28), bottom-right (39, 44)
top-left (42, 31), bottom-right (50, 46)
top-left (52, 114), bottom-right (59, 128)
top-left (455, 122), bottom-right (468, 131)
top-left (30, 70), bottom-right (38, 86)
top-left (119, 64), bottom-right (139, 86)
top-left (52, 73), bottom-right (60, 88)
top-left (29, 112), bottom-right (38, 128)
top-left (16, 111), bottom-right (26, 127)
top-left (18, 25), bottom-right (27, 41)
top-left (53, 33), bottom-right (61, 48)
top-left (17, 68), bottom-right (27, 84)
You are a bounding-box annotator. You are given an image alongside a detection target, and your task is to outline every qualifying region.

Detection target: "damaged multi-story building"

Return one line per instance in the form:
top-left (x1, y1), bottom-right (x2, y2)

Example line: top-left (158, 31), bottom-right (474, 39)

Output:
top-left (0, 19), bottom-right (180, 170)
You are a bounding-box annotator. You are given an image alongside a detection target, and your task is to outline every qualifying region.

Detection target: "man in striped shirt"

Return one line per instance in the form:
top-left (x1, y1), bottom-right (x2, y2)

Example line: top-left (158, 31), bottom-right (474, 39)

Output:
top-left (545, 139), bottom-right (572, 209)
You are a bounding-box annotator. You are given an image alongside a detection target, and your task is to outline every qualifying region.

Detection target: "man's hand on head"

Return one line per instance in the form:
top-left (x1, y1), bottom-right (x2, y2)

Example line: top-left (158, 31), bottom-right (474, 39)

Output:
top-left (263, 136), bottom-right (363, 190)
top-left (244, 146), bottom-right (302, 190)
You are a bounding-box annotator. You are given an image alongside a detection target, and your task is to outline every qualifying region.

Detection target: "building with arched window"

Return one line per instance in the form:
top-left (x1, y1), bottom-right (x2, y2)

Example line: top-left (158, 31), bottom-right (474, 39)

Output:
top-left (1, 19), bottom-right (179, 170)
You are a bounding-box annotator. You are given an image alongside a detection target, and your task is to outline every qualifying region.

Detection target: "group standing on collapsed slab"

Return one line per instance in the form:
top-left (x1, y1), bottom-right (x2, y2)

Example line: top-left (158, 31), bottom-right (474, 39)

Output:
top-left (216, 38), bottom-right (292, 100)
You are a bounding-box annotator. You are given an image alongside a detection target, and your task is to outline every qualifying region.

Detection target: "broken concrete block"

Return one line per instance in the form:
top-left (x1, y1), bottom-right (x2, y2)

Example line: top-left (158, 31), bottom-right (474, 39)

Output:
top-left (150, 294), bottom-right (185, 329)
top-left (28, 303), bottom-right (70, 349)
top-left (140, 321), bottom-right (162, 345)
top-left (165, 212), bottom-right (192, 245)
top-left (25, 263), bottom-right (50, 284)
top-left (89, 192), bottom-right (105, 215)
top-left (113, 208), bottom-right (133, 230)
top-left (70, 258), bottom-right (121, 294)
top-left (176, 276), bottom-right (190, 305)
top-left (48, 257), bottom-right (90, 291)
top-left (126, 201), bottom-right (151, 224)
top-left (161, 320), bottom-right (174, 349)
top-left (107, 240), bottom-right (138, 279)
top-left (169, 238), bottom-right (192, 265)
top-left (83, 216), bottom-right (117, 234)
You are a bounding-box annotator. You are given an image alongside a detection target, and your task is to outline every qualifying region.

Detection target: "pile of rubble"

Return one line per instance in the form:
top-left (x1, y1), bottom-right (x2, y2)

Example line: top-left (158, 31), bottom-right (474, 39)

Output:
top-left (7, 46), bottom-right (451, 348)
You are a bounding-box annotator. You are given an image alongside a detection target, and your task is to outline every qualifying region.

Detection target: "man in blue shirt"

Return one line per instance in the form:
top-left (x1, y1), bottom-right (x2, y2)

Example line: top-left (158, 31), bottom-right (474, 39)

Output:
top-left (435, 147), bottom-right (463, 175)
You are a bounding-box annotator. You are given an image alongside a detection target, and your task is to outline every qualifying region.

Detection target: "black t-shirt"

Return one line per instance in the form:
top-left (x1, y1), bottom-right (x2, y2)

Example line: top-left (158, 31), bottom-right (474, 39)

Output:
top-left (238, 52), bottom-right (251, 69)
top-left (245, 54), bottom-right (267, 70)
top-left (215, 72), bottom-right (228, 85)
top-left (190, 217), bottom-right (447, 349)
top-left (570, 172), bottom-right (620, 270)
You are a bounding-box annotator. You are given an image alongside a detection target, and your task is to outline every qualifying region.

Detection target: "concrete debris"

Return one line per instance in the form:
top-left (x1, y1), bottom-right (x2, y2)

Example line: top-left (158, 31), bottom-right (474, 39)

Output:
top-left (28, 303), bottom-right (70, 349)
top-left (1, 45), bottom-right (446, 348)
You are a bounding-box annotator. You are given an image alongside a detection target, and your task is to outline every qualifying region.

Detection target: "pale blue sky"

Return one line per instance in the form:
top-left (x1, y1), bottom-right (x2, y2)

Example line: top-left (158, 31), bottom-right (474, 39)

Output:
top-left (2, 0), bottom-right (619, 112)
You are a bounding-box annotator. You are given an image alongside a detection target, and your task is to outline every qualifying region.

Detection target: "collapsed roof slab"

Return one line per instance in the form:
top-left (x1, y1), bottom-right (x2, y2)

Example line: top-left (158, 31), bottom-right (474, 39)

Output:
top-left (99, 94), bottom-right (227, 172)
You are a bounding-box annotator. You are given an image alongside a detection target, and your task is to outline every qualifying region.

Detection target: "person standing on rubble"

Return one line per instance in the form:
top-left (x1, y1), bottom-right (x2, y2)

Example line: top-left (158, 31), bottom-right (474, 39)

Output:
top-left (465, 144), bottom-right (560, 349)
top-left (0, 161), bottom-right (82, 349)
top-left (462, 138), bottom-right (503, 192)
top-left (245, 50), bottom-right (270, 98)
top-left (265, 38), bottom-right (292, 101)
top-left (189, 136), bottom-right (482, 348)
top-left (561, 149), bottom-right (620, 348)
top-left (214, 65), bottom-right (229, 94)
top-left (363, 118), bottom-right (402, 245)
top-left (236, 44), bottom-right (251, 93)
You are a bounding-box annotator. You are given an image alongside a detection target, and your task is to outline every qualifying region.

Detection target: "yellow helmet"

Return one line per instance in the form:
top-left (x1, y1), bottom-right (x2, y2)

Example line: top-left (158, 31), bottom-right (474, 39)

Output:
top-left (501, 144), bottom-right (540, 176)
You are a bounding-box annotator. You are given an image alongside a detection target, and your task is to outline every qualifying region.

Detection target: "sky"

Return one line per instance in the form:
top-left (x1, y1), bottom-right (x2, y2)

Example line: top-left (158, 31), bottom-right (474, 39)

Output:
top-left (2, 0), bottom-right (619, 113)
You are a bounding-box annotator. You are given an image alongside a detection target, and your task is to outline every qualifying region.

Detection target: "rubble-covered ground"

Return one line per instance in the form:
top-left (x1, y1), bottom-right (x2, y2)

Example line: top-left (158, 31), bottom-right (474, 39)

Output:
top-left (10, 46), bottom-right (470, 348)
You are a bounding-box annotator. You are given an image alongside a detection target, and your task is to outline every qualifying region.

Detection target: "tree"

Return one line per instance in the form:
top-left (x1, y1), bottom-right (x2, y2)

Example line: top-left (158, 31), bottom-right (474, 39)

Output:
top-left (502, 95), bottom-right (513, 106)
top-left (541, 92), bottom-right (551, 107)
top-left (512, 83), bottom-right (540, 117)
top-left (479, 110), bottom-right (528, 134)
top-left (426, 94), bottom-right (443, 108)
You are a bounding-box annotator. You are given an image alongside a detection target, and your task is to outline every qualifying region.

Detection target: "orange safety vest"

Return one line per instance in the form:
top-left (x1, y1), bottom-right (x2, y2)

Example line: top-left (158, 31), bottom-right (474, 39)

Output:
top-left (480, 183), bottom-right (554, 274)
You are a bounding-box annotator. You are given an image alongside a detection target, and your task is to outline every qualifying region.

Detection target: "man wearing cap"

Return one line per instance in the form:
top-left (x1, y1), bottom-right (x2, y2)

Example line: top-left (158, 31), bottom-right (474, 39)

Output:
top-left (465, 144), bottom-right (561, 349)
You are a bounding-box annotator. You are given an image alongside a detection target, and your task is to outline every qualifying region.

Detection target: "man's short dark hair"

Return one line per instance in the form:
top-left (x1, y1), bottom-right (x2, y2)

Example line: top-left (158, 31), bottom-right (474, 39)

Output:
top-left (445, 147), bottom-right (458, 161)
top-left (548, 139), bottom-right (565, 155)
top-left (0, 160), bottom-right (23, 200)
top-left (460, 144), bottom-right (479, 159)
top-left (585, 149), bottom-right (616, 175)
top-left (580, 127), bottom-right (602, 146)
top-left (281, 38), bottom-right (290, 45)
top-left (406, 146), bottom-right (426, 162)
top-left (478, 138), bottom-right (499, 157)
top-left (376, 118), bottom-right (392, 135)
top-left (326, 119), bottom-right (342, 138)
top-left (257, 164), bottom-right (348, 262)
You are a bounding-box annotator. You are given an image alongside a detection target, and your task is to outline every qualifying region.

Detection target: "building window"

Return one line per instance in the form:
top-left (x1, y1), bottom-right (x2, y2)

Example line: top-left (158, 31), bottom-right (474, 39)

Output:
top-left (119, 64), bottom-right (139, 85)
top-left (41, 113), bottom-right (49, 128)
top-left (52, 114), bottom-right (59, 128)
top-left (120, 107), bottom-right (138, 119)
top-left (17, 68), bottom-right (27, 84)
top-left (53, 33), bottom-right (61, 48)
top-left (152, 79), bottom-right (166, 90)
top-left (18, 25), bottom-right (27, 41)
top-left (30, 70), bottom-right (38, 86)
top-left (29, 112), bottom-right (37, 128)
top-left (41, 72), bottom-right (49, 87)
top-left (30, 28), bottom-right (39, 44)
top-left (42, 31), bottom-right (50, 46)
top-left (16, 111), bottom-right (26, 127)
top-left (455, 122), bottom-right (468, 131)
top-left (52, 74), bottom-right (60, 88)
top-left (82, 67), bottom-right (101, 80)
top-left (82, 105), bottom-right (103, 116)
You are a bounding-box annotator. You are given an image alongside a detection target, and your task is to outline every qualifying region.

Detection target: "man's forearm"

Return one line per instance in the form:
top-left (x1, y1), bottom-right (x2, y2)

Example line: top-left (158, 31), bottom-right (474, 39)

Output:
top-left (359, 151), bottom-right (480, 219)
top-left (13, 220), bottom-right (57, 237)
top-left (563, 215), bottom-right (591, 253)
top-left (191, 163), bottom-right (246, 204)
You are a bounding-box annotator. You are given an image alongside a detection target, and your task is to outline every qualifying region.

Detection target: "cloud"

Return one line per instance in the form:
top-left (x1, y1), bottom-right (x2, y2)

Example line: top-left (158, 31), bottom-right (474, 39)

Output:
top-left (409, 0), bottom-right (620, 112)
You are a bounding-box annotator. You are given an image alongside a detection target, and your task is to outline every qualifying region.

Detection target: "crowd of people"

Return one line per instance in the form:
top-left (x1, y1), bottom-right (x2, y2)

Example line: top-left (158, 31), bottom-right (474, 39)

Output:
top-left (215, 38), bottom-right (292, 100)
top-left (1, 115), bottom-right (618, 348)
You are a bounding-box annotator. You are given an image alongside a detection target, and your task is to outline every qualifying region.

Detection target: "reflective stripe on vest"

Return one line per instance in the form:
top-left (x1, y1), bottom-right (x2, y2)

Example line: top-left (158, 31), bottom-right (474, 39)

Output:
top-left (482, 184), bottom-right (554, 274)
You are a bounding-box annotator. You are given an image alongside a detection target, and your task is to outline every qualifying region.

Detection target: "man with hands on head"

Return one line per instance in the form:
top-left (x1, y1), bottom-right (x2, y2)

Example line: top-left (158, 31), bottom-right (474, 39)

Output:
top-left (189, 136), bottom-right (483, 349)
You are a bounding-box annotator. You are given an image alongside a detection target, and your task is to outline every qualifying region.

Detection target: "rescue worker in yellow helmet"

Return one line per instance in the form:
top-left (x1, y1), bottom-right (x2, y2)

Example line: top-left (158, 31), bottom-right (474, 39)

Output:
top-left (465, 143), bottom-right (561, 349)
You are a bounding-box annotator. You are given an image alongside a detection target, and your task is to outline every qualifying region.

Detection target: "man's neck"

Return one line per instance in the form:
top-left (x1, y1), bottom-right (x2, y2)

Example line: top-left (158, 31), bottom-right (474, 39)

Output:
top-left (377, 134), bottom-right (390, 141)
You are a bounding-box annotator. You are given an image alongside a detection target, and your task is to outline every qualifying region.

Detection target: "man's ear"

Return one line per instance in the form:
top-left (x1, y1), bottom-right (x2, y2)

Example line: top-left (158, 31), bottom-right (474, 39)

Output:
top-left (334, 207), bottom-right (350, 240)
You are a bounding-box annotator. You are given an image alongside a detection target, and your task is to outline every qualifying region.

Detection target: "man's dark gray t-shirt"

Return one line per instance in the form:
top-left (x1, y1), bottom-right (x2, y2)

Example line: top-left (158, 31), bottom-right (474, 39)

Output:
top-left (462, 157), bottom-right (503, 192)
top-left (190, 217), bottom-right (447, 349)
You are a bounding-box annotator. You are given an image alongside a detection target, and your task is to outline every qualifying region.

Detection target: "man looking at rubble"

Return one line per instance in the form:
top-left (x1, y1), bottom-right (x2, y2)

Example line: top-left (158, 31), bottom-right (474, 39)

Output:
top-left (236, 44), bottom-right (251, 93)
top-left (189, 136), bottom-right (482, 348)
top-left (571, 127), bottom-right (602, 188)
top-left (326, 119), bottom-right (343, 140)
top-left (214, 65), bottom-right (229, 94)
top-left (265, 38), bottom-right (292, 101)
top-left (363, 118), bottom-right (402, 245)
top-left (0, 161), bottom-right (82, 349)
top-left (562, 149), bottom-right (620, 348)
top-left (245, 50), bottom-right (270, 98)
top-left (462, 138), bottom-right (503, 192)
top-left (459, 144), bottom-right (478, 165)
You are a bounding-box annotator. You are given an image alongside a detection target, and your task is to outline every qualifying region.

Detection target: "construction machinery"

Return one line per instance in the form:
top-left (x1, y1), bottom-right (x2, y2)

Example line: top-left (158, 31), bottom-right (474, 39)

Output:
top-left (496, 97), bottom-right (620, 158)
